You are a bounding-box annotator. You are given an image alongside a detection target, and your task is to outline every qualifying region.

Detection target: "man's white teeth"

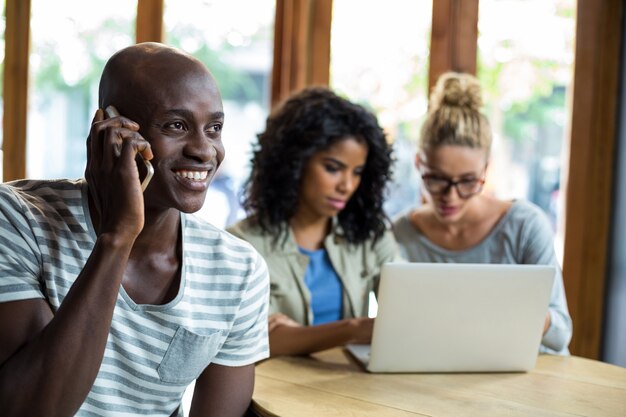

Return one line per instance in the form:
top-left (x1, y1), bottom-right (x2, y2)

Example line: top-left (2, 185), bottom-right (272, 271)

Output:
top-left (176, 170), bottom-right (208, 180)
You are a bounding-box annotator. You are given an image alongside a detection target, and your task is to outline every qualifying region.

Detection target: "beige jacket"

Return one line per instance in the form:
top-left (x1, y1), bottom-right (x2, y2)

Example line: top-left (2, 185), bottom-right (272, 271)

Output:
top-left (227, 218), bottom-right (401, 325)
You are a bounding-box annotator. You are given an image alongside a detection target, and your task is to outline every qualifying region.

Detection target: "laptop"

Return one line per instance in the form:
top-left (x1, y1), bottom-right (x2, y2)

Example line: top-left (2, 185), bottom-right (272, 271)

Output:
top-left (346, 262), bottom-right (555, 373)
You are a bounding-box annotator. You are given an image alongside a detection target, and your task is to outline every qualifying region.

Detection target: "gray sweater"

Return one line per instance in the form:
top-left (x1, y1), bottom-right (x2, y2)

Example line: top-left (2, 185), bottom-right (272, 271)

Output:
top-left (392, 199), bottom-right (572, 355)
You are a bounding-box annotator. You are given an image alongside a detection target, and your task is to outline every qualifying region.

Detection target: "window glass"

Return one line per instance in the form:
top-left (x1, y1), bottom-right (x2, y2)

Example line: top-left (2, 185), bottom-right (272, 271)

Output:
top-left (330, 0), bottom-right (433, 219)
top-left (164, 0), bottom-right (275, 228)
top-left (477, 0), bottom-right (576, 260)
top-left (27, 0), bottom-right (136, 180)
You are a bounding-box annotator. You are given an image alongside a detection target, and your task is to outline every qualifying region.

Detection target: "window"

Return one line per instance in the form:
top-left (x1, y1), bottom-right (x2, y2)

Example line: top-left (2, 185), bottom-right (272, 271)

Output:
top-left (26, 0), bottom-right (136, 180)
top-left (164, 0), bottom-right (275, 228)
top-left (477, 0), bottom-right (576, 259)
top-left (330, 0), bottom-right (433, 219)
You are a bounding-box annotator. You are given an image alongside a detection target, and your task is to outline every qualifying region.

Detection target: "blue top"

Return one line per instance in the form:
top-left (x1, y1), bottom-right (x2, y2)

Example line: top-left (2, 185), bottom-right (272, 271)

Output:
top-left (298, 246), bottom-right (343, 325)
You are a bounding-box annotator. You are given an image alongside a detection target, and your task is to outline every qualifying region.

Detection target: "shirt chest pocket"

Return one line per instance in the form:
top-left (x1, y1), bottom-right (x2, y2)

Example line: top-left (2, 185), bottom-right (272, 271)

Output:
top-left (158, 326), bottom-right (222, 384)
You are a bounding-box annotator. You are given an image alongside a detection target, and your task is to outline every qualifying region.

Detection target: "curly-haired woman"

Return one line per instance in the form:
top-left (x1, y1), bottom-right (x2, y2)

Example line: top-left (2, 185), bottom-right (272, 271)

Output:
top-left (228, 87), bottom-right (401, 356)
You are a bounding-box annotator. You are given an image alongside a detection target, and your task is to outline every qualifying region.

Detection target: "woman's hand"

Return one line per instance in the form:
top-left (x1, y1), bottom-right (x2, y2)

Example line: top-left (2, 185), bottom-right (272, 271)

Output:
top-left (267, 316), bottom-right (374, 356)
top-left (543, 312), bottom-right (551, 334)
top-left (268, 313), bottom-right (301, 333)
top-left (347, 317), bottom-right (375, 344)
top-left (85, 109), bottom-right (153, 241)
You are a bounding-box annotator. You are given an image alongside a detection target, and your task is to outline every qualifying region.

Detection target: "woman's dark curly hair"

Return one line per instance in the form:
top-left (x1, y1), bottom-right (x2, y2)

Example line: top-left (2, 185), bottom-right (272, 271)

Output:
top-left (242, 87), bottom-right (393, 244)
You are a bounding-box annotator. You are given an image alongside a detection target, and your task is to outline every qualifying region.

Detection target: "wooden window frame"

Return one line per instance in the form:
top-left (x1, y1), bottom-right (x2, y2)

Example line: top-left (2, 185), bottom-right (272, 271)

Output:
top-left (270, 0), bottom-right (332, 107)
top-left (429, 0), bottom-right (478, 92)
top-left (561, 0), bottom-right (623, 359)
top-left (136, 0), bottom-right (164, 43)
top-left (2, 0), bottom-right (31, 181)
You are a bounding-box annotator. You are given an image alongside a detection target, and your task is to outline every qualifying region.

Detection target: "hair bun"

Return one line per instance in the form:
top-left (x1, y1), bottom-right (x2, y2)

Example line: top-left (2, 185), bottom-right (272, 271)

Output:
top-left (430, 72), bottom-right (483, 113)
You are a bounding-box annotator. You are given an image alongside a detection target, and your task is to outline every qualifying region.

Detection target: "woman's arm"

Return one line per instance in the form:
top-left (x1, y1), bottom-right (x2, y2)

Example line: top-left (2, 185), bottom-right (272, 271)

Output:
top-left (268, 313), bottom-right (373, 356)
top-left (520, 204), bottom-right (573, 353)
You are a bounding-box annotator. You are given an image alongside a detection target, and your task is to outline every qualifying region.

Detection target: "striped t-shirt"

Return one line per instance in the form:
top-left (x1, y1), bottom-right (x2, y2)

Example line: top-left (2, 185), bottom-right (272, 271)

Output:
top-left (0, 179), bottom-right (269, 416)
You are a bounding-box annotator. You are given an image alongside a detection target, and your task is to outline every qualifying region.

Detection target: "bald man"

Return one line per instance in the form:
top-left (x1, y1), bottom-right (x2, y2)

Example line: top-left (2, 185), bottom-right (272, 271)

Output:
top-left (0, 43), bottom-right (269, 416)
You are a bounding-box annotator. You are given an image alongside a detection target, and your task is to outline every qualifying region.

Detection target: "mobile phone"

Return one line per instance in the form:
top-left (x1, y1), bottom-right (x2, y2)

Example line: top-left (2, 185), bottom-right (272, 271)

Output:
top-left (104, 105), bottom-right (154, 192)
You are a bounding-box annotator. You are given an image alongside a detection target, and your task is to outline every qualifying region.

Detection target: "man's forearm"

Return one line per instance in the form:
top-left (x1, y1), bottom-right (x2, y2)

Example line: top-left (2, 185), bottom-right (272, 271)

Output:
top-left (0, 233), bottom-right (134, 416)
top-left (190, 363), bottom-right (255, 417)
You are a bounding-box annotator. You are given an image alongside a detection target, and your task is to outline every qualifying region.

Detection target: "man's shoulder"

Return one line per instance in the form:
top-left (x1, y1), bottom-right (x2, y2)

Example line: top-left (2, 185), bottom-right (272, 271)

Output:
top-left (184, 214), bottom-right (262, 259)
top-left (1, 178), bottom-right (83, 196)
top-left (0, 179), bottom-right (84, 211)
top-left (2, 178), bottom-right (83, 190)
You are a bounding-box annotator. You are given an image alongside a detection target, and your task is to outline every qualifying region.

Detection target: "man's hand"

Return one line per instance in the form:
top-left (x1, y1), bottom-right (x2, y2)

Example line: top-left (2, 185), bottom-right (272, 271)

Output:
top-left (85, 109), bottom-right (153, 240)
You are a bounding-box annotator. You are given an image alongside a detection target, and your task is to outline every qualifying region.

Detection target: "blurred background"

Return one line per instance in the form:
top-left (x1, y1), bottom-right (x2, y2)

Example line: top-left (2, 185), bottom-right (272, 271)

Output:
top-left (0, 0), bottom-right (574, 243)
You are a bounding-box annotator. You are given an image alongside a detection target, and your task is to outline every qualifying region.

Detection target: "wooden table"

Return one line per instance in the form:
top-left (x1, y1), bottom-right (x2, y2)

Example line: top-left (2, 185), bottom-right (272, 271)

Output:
top-left (251, 348), bottom-right (626, 416)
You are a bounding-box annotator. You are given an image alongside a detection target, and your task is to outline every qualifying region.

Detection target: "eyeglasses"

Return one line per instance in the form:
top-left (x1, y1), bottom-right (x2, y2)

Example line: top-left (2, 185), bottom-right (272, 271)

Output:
top-left (421, 174), bottom-right (485, 199)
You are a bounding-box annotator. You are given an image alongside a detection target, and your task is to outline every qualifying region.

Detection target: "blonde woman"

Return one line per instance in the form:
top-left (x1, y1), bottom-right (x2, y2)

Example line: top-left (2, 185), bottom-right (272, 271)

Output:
top-left (393, 72), bottom-right (572, 354)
